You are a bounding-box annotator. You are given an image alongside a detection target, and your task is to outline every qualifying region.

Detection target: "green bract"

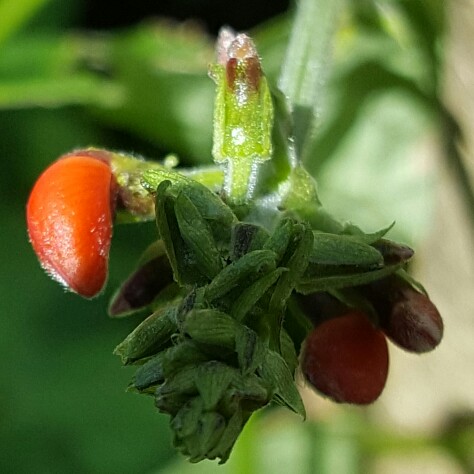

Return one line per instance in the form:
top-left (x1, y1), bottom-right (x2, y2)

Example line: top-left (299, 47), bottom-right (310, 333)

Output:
top-left (112, 176), bottom-right (407, 462)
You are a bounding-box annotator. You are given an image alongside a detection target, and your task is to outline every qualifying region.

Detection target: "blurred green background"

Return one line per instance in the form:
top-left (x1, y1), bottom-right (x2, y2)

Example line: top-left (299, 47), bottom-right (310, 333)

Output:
top-left (1, 0), bottom-right (473, 473)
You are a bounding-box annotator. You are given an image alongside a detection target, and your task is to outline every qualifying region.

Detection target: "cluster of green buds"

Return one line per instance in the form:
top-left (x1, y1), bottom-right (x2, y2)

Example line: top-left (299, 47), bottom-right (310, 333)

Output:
top-left (112, 179), bottom-right (309, 462)
top-left (26, 27), bottom-right (444, 464)
top-left (108, 173), bottom-right (441, 462)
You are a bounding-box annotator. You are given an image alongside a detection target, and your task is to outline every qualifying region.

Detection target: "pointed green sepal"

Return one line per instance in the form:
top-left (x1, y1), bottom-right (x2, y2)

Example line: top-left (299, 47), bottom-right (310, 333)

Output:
top-left (259, 349), bottom-right (305, 418)
top-left (195, 361), bottom-right (236, 410)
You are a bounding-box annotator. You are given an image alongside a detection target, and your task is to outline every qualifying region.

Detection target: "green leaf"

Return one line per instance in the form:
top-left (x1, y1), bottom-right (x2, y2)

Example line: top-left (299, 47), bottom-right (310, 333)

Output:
top-left (0, 75), bottom-right (123, 109)
top-left (341, 222), bottom-right (395, 244)
top-left (195, 362), bottom-right (236, 411)
top-left (263, 217), bottom-right (295, 264)
top-left (304, 60), bottom-right (432, 176)
top-left (159, 341), bottom-right (209, 379)
top-left (397, 0), bottom-right (445, 80)
top-left (141, 169), bottom-right (188, 192)
top-left (186, 412), bottom-right (227, 463)
top-left (180, 178), bottom-right (236, 248)
top-left (180, 180), bottom-right (236, 225)
top-left (259, 350), bottom-right (305, 418)
top-left (171, 397), bottom-right (204, 439)
top-left (155, 181), bottom-right (180, 276)
top-left (228, 373), bottom-right (269, 407)
top-left (175, 191), bottom-right (222, 280)
top-left (183, 309), bottom-right (238, 349)
top-left (207, 408), bottom-right (244, 463)
top-left (156, 364), bottom-right (199, 398)
top-left (310, 232), bottom-right (383, 266)
top-left (113, 304), bottom-right (177, 364)
top-left (280, 328), bottom-right (299, 376)
top-left (235, 325), bottom-right (266, 375)
top-left (231, 268), bottom-right (286, 322)
top-left (230, 222), bottom-right (270, 260)
top-left (155, 181), bottom-right (207, 286)
top-left (134, 353), bottom-right (166, 392)
top-left (155, 393), bottom-right (190, 417)
top-left (197, 412), bottom-right (227, 460)
top-left (297, 263), bottom-right (403, 295)
top-left (205, 249), bottom-right (276, 302)
top-left (269, 223), bottom-right (313, 314)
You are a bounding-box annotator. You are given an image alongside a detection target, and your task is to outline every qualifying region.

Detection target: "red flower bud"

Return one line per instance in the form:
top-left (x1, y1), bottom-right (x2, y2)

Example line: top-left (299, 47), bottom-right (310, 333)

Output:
top-left (361, 276), bottom-right (444, 353)
top-left (27, 152), bottom-right (117, 298)
top-left (384, 286), bottom-right (443, 353)
top-left (302, 311), bottom-right (389, 404)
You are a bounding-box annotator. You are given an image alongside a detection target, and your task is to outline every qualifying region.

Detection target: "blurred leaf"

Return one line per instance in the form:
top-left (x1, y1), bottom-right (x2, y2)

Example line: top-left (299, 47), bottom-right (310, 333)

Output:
top-left (313, 90), bottom-right (436, 243)
top-left (304, 59), bottom-right (432, 175)
top-left (441, 412), bottom-right (474, 472)
top-left (251, 14), bottom-right (290, 83)
top-left (0, 75), bottom-right (123, 109)
top-left (0, 23), bottom-right (216, 163)
top-left (396, 0), bottom-right (445, 68)
top-left (0, 33), bottom-right (123, 109)
top-left (0, 0), bottom-right (51, 46)
top-left (296, 0), bottom-right (447, 244)
top-left (92, 22), bottom-right (215, 163)
top-left (0, 34), bottom-right (73, 79)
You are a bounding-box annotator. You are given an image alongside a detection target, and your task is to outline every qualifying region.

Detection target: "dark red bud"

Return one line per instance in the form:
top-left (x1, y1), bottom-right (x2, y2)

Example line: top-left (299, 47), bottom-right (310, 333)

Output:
top-left (361, 276), bottom-right (443, 353)
top-left (302, 311), bottom-right (389, 405)
top-left (385, 286), bottom-right (443, 353)
top-left (109, 255), bottom-right (173, 317)
top-left (372, 239), bottom-right (414, 265)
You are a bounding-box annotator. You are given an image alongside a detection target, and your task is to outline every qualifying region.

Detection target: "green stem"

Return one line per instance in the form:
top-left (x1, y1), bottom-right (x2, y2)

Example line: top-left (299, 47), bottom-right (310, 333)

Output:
top-left (440, 107), bottom-right (474, 237)
top-left (181, 165), bottom-right (224, 190)
top-left (224, 159), bottom-right (259, 205)
top-left (278, 0), bottom-right (341, 158)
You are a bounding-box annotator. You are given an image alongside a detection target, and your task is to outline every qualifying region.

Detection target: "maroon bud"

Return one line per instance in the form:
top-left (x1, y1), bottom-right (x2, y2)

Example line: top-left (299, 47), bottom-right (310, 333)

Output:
top-left (296, 291), bottom-right (348, 327)
top-left (385, 286), bottom-right (443, 353)
top-left (361, 276), bottom-right (444, 353)
top-left (219, 32), bottom-right (261, 94)
top-left (302, 311), bottom-right (389, 405)
top-left (372, 239), bottom-right (414, 265)
top-left (109, 254), bottom-right (173, 317)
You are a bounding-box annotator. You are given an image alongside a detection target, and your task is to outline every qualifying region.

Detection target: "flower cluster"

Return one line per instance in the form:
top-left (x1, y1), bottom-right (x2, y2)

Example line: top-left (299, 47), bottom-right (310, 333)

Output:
top-left (26, 28), bottom-right (444, 464)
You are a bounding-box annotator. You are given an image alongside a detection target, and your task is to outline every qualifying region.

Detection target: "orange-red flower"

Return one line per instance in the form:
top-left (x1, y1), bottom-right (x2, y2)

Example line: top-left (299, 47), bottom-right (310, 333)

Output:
top-left (27, 152), bottom-right (117, 298)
